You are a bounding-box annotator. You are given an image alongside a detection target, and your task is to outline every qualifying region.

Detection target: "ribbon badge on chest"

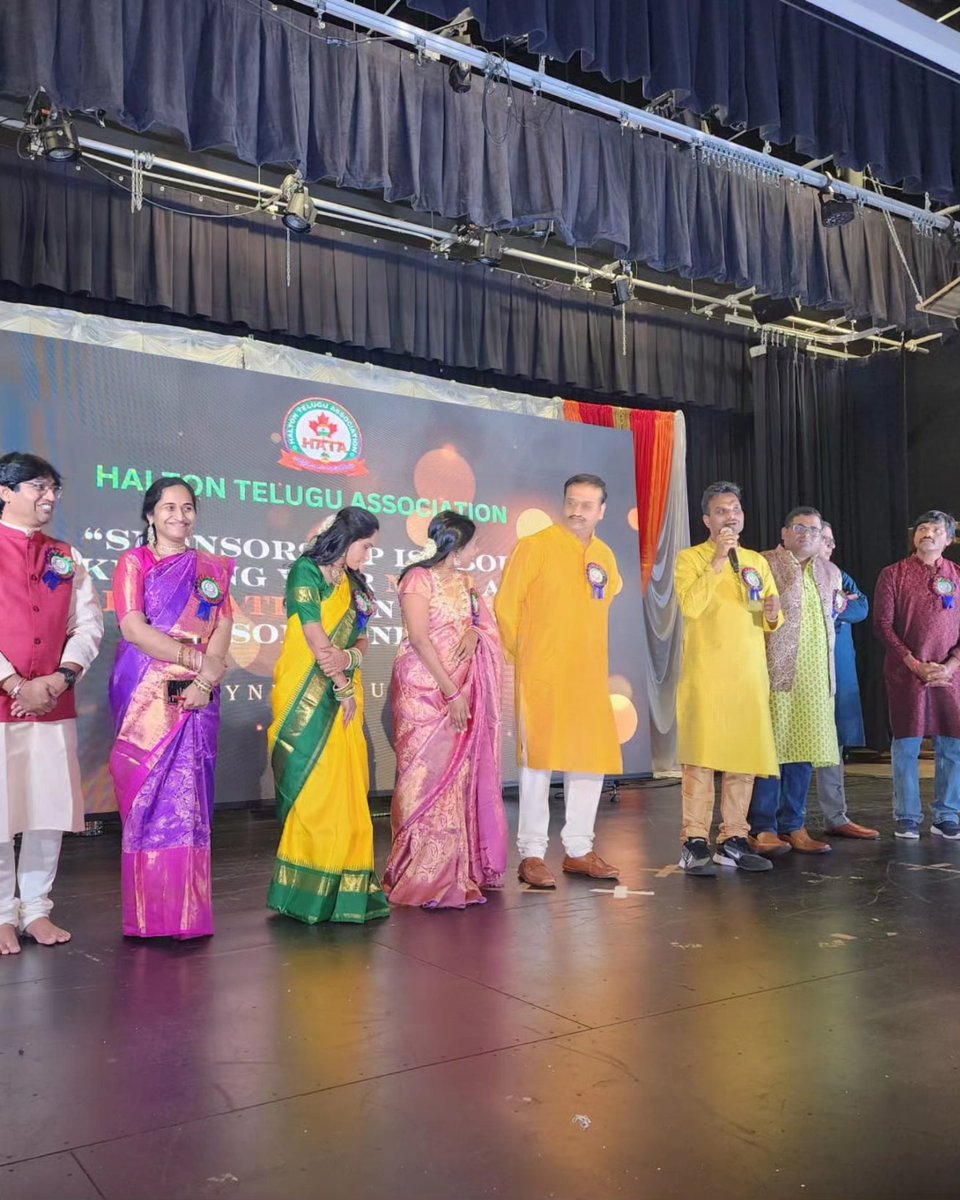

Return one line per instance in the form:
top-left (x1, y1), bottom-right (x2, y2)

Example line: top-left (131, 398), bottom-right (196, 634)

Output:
top-left (935, 577), bottom-right (956, 610)
top-left (353, 588), bottom-right (374, 633)
top-left (833, 589), bottom-right (848, 618)
top-left (195, 576), bottom-right (225, 620)
top-left (586, 562), bottom-right (608, 600)
top-left (42, 547), bottom-right (75, 591)
top-left (469, 586), bottom-right (481, 628)
top-left (740, 566), bottom-right (763, 604)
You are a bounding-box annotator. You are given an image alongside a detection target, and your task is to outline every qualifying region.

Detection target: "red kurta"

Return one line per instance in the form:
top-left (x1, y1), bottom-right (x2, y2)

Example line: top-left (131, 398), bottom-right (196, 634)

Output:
top-left (0, 523), bottom-right (77, 724)
top-left (873, 555), bottom-right (960, 738)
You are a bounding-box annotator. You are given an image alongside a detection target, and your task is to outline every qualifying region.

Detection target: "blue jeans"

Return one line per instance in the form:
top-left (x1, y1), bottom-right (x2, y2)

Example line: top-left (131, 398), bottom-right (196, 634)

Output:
top-left (749, 763), bottom-right (814, 836)
top-left (891, 736), bottom-right (960, 825)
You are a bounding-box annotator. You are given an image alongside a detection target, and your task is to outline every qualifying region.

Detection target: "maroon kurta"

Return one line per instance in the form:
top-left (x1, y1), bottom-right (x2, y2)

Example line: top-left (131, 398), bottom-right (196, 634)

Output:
top-left (874, 555), bottom-right (960, 738)
top-left (0, 523), bottom-right (77, 724)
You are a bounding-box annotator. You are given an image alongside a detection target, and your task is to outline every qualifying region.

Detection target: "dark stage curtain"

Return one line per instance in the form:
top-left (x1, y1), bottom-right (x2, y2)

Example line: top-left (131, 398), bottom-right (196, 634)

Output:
top-left (0, 1), bottom-right (957, 333)
top-left (407, 0), bottom-right (960, 204)
top-left (0, 147), bottom-right (751, 409)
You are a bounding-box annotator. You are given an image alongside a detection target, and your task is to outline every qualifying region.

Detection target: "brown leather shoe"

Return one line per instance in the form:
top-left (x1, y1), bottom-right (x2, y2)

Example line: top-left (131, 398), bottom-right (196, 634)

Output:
top-left (749, 832), bottom-right (792, 857)
top-left (826, 820), bottom-right (880, 840)
top-left (561, 851), bottom-right (619, 880)
top-left (518, 857), bottom-right (556, 888)
top-left (783, 827), bottom-right (832, 854)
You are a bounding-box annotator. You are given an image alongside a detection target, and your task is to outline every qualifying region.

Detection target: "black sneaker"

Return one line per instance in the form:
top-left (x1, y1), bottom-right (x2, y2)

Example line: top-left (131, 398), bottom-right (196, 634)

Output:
top-left (679, 837), bottom-right (717, 876)
top-left (932, 821), bottom-right (960, 840)
top-left (714, 837), bottom-right (773, 872)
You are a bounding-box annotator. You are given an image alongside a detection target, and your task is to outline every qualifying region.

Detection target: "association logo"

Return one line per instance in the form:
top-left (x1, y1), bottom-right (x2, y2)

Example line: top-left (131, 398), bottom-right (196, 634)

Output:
top-left (278, 398), bottom-right (368, 475)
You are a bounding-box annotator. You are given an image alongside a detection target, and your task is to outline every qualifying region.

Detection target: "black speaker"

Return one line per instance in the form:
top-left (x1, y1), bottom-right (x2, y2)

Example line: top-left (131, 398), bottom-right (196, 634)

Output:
top-left (749, 296), bottom-right (801, 325)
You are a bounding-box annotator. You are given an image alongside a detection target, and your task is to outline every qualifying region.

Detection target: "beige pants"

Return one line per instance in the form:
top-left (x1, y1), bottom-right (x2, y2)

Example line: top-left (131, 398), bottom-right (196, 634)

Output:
top-left (680, 765), bottom-right (754, 843)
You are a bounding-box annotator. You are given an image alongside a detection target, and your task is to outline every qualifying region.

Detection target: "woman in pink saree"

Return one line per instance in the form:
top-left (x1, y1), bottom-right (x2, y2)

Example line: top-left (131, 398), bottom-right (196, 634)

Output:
top-left (383, 513), bottom-right (507, 909)
top-left (109, 478), bottom-right (233, 939)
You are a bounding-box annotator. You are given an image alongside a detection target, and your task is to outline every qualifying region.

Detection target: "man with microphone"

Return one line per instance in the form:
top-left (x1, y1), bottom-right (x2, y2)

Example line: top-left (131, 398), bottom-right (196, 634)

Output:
top-left (674, 482), bottom-right (782, 875)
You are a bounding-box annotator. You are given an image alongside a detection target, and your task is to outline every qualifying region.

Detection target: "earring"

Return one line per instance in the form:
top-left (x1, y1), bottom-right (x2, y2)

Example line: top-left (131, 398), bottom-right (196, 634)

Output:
top-left (146, 523), bottom-right (157, 547)
top-left (453, 552), bottom-right (463, 570)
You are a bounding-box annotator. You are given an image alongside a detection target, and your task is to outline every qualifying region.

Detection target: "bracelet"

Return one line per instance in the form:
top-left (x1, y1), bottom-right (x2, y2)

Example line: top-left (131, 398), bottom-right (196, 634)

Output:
top-left (8, 677), bottom-right (25, 701)
top-left (442, 686), bottom-right (462, 703)
top-left (333, 685), bottom-right (356, 702)
top-left (346, 647), bottom-right (362, 671)
top-left (193, 677), bottom-right (214, 694)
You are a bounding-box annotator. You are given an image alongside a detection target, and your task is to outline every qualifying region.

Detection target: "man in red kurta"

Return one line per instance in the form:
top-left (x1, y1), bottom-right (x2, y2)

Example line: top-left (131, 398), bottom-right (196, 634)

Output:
top-left (874, 510), bottom-right (960, 840)
top-left (0, 452), bottom-right (103, 955)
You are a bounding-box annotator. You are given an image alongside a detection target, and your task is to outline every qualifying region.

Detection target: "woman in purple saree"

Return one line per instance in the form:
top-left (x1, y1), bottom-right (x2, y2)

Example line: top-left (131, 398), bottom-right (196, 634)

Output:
top-left (383, 513), bottom-right (507, 909)
top-left (109, 479), bottom-right (233, 939)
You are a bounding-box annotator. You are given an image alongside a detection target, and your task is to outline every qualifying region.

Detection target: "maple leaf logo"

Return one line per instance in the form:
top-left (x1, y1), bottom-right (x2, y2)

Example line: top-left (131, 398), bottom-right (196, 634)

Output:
top-left (309, 415), bottom-right (337, 439)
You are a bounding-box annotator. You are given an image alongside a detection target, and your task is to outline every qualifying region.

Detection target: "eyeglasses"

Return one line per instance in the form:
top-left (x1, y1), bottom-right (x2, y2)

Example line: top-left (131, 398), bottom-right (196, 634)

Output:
top-left (822, 538), bottom-right (836, 548)
top-left (788, 524), bottom-right (821, 536)
top-left (19, 479), bottom-right (63, 499)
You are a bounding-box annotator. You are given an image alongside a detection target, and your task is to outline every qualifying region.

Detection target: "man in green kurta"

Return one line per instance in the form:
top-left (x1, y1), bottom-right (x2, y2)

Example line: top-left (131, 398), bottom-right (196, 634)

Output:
top-left (749, 507), bottom-right (842, 855)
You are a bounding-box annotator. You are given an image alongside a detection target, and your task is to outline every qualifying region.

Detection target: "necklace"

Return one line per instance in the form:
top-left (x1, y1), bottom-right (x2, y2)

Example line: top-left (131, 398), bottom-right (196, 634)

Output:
top-left (155, 542), bottom-right (188, 558)
top-left (322, 562), bottom-right (345, 586)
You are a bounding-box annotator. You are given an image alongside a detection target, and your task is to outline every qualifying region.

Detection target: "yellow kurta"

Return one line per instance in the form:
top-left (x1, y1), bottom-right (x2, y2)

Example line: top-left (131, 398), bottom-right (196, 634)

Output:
top-left (495, 523), bottom-right (622, 775)
top-left (675, 540), bottom-right (781, 777)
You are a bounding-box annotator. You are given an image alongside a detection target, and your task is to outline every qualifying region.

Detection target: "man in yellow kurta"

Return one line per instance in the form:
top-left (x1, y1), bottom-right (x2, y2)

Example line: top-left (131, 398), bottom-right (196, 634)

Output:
top-left (496, 474), bottom-right (622, 889)
top-left (675, 482), bottom-right (782, 876)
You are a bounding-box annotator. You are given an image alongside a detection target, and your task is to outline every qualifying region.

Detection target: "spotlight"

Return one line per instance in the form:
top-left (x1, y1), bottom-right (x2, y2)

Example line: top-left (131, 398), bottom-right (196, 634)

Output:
top-left (39, 111), bottom-right (80, 162)
top-left (23, 87), bottom-right (81, 162)
top-left (612, 277), bottom-right (632, 306)
top-left (448, 62), bottom-right (472, 94)
top-left (478, 229), bottom-right (503, 264)
top-left (749, 296), bottom-right (800, 325)
top-left (280, 172), bottom-right (315, 233)
top-left (612, 265), bottom-right (633, 307)
top-left (819, 187), bottom-right (855, 228)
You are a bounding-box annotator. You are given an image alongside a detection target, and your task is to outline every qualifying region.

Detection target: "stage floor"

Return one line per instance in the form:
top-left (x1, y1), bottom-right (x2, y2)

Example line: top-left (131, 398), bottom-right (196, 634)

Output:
top-left (3, 776), bottom-right (959, 1200)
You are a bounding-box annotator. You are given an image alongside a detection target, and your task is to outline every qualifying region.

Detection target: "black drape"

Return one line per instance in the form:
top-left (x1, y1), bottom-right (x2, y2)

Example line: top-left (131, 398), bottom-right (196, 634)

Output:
top-left (408, 0), bottom-right (960, 203)
top-left (0, 148), bottom-right (752, 409)
top-left (0, 0), bottom-right (956, 333)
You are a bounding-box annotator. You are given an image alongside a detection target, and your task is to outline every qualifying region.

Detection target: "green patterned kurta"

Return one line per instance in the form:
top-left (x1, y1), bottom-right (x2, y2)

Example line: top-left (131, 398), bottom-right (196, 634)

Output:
top-left (769, 564), bottom-right (840, 767)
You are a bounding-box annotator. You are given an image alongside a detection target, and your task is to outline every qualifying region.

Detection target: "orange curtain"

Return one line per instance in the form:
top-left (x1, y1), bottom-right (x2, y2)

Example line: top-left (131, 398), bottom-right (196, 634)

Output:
top-left (563, 401), bottom-right (675, 593)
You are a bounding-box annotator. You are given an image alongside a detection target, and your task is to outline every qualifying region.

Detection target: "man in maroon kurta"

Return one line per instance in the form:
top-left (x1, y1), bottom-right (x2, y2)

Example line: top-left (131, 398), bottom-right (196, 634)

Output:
top-left (0, 452), bottom-right (103, 955)
top-left (874, 510), bottom-right (960, 840)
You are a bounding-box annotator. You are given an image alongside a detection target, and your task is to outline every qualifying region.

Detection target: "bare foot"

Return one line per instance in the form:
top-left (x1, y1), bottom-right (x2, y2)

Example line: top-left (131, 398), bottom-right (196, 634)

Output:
top-left (22, 916), bottom-right (71, 946)
top-left (0, 923), bottom-right (21, 955)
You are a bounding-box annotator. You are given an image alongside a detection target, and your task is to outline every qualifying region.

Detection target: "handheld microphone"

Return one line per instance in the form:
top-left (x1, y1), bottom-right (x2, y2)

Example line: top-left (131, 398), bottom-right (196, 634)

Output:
top-left (728, 544), bottom-right (740, 575)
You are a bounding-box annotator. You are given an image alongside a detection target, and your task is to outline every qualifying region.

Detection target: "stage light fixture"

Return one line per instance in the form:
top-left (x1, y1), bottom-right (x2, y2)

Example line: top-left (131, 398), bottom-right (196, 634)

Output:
top-left (23, 88), bottom-right (81, 162)
top-left (612, 277), bottom-right (632, 306)
top-left (448, 62), bottom-right (472, 93)
top-left (819, 187), bottom-right (855, 228)
top-left (280, 172), bottom-right (315, 233)
top-left (749, 295), bottom-right (800, 325)
top-left (478, 229), bottom-right (503, 264)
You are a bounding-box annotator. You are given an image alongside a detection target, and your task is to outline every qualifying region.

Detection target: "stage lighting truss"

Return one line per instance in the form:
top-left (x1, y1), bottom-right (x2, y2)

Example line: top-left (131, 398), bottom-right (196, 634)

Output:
top-left (1, 110), bottom-right (946, 361)
top-left (22, 88), bottom-right (81, 162)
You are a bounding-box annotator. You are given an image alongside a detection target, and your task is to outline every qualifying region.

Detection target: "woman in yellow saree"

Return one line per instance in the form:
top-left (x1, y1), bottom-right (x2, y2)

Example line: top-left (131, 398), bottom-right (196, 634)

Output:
top-left (267, 507), bottom-right (389, 924)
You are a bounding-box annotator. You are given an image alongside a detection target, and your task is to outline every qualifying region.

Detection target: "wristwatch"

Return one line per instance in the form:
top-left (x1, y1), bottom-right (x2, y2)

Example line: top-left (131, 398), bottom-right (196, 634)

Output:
top-left (56, 666), bottom-right (79, 690)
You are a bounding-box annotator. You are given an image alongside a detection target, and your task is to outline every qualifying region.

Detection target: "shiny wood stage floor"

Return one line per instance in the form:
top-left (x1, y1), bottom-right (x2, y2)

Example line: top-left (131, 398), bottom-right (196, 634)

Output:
top-left (2, 776), bottom-right (957, 1199)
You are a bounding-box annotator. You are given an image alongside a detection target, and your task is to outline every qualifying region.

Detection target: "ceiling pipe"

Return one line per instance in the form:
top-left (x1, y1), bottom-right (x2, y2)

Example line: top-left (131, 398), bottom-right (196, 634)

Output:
top-left (0, 120), bottom-right (936, 355)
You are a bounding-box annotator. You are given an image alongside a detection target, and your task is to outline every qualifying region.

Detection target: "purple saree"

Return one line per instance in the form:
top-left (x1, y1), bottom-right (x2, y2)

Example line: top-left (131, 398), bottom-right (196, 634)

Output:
top-left (383, 567), bottom-right (507, 909)
top-left (109, 547), bottom-right (233, 938)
